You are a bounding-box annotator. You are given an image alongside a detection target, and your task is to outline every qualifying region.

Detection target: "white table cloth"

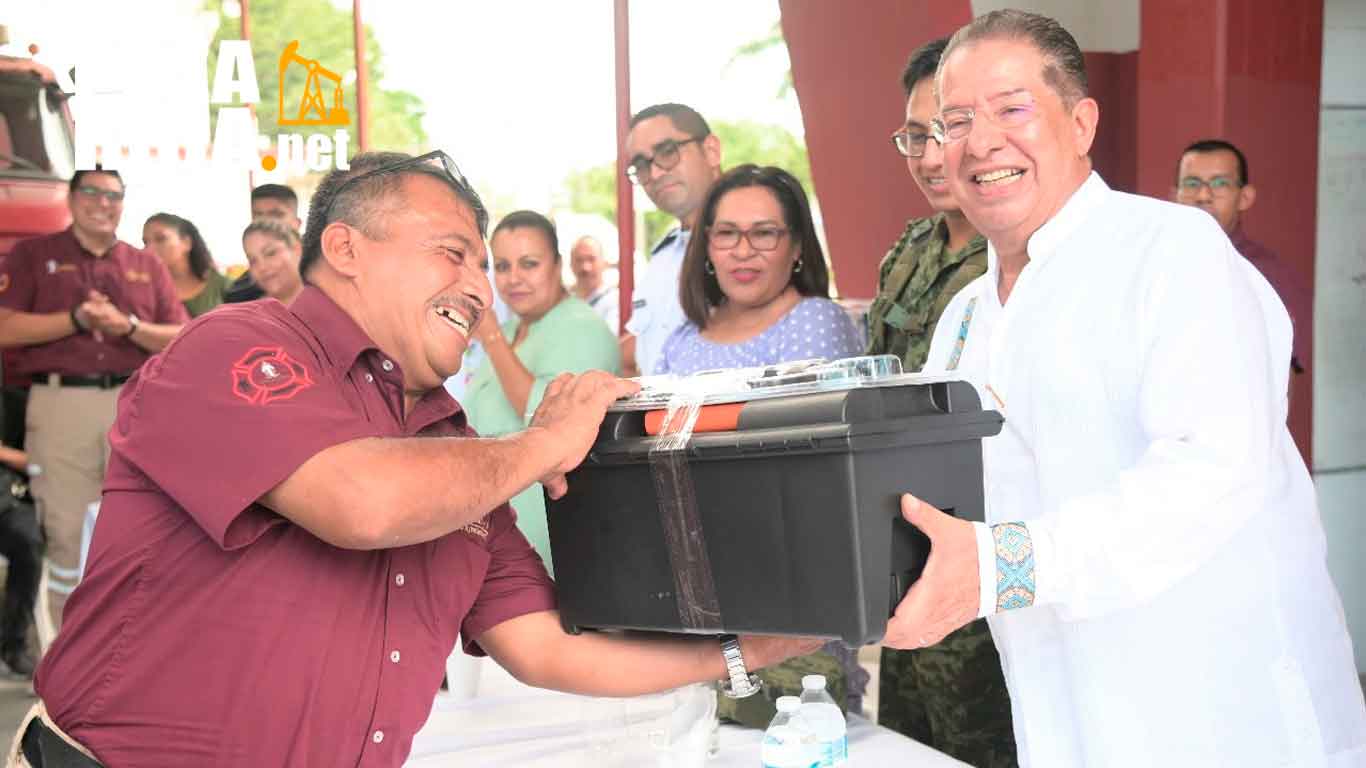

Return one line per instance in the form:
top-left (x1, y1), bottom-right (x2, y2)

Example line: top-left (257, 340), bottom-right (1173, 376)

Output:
top-left (405, 656), bottom-right (967, 767)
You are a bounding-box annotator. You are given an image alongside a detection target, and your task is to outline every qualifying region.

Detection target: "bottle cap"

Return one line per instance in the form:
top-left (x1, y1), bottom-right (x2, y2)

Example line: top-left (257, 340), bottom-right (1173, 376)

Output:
top-left (776, 695), bottom-right (801, 712)
top-left (801, 674), bottom-right (826, 690)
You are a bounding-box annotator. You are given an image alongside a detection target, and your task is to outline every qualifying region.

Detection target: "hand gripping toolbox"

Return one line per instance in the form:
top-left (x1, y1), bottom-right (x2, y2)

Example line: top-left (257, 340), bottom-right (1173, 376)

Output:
top-left (546, 357), bottom-right (1003, 646)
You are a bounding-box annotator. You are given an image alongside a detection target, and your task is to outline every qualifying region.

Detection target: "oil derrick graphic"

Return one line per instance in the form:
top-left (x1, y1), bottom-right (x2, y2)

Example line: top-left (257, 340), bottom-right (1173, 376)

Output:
top-left (277, 40), bottom-right (349, 127)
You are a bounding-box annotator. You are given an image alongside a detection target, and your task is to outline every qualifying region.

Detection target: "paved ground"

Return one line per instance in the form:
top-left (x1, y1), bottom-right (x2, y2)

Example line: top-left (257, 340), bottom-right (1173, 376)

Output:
top-left (0, 673), bottom-right (35, 747)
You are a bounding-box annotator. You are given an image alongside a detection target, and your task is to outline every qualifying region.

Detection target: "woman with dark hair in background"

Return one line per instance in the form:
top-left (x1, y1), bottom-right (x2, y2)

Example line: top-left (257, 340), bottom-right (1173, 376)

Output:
top-left (657, 164), bottom-right (861, 375)
top-left (242, 218), bottom-right (305, 306)
top-left (464, 210), bottom-right (619, 570)
top-left (654, 164), bottom-right (867, 725)
top-left (142, 213), bottom-right (228, 317)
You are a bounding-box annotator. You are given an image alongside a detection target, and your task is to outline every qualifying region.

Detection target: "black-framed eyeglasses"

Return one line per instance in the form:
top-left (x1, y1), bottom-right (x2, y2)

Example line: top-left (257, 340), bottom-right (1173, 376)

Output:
top-left (891, 127), bottom-right (934, 158)
top-left (75, 185), bottom-right (124, 203)
top-left (321, 150), bottom-right (488, 235)
top-left (707, 225), bottom-right (789, 251)
top-left (625, 137), bottom-right (704, 185)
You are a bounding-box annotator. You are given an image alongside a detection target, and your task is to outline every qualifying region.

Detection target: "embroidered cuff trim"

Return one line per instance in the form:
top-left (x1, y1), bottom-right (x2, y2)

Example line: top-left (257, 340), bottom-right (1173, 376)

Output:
top-left (993, 522), bottom-right (1036, 612)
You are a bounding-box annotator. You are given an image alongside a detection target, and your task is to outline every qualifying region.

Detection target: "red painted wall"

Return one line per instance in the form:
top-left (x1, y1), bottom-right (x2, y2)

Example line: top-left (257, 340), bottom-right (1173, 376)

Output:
top-left (1136, 0), bottom-right (1322, 463)
top-left (781, 0), bottom-right (1319, 461)
top-left (778, 0), bottom-right (973, 299)
top-left (1086, 52), bottom-right (1139, 192)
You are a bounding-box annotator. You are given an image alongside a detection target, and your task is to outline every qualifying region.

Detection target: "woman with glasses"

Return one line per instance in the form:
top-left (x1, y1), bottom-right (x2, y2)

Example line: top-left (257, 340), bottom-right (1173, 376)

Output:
top-left (657, 164), bottom-right (861, 376)
top-left (142, 213), bottom-right (228, 317)
top-left (242, 218), bottom-right (305, 305)
top-left (655, 164), bottom-right (867, 725)
top-left (464, 211), bottom-right (619, 571)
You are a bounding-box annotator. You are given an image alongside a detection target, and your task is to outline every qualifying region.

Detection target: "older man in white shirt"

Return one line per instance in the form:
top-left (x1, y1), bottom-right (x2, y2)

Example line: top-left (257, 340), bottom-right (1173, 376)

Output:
top-left (883, 9), bottom-right (1366, 767)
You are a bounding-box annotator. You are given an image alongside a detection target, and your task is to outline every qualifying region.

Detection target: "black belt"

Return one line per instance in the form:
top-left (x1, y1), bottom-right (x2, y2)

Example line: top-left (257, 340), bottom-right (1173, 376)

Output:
top-left (21, 717), bottom-right (104, 768)
top-left (32, 373), bottom-right (131, 389)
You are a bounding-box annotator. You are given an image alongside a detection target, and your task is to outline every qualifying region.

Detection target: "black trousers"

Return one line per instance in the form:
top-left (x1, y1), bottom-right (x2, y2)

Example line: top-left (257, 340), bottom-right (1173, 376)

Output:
top-left (0, 490), bottom-right (42, 655)
top-left (21, 718), bottom-right (103, 768)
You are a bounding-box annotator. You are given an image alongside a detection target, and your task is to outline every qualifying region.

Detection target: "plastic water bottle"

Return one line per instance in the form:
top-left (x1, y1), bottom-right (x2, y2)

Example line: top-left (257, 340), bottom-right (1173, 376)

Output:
top-left (799, 674), bottom-right (848, 766)
top-left (761, 696), bottom-right (818, 768)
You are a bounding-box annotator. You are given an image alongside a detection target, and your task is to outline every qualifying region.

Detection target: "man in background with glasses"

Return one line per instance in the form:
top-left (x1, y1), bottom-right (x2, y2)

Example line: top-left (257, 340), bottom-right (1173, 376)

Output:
top-left (1175, 138), bottom-right (1309, 377)
top-left (885, 10), bottom-right (1364, 765)
top-left (0, 167), bottom-right (187, 641)
top-left (21, 151), bottom-right (816, 767)
top-left (871, 37), bottom-right (1013, 768)
top-left (620, 103), bottom-right (722, 376)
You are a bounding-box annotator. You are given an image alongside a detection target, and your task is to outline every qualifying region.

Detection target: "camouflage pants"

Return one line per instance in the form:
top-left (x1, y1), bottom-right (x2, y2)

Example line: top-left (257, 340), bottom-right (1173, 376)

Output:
top-left (716, 643), bottom-right (853, 729)
top-left (878, 618), bottom-right (1017, 768)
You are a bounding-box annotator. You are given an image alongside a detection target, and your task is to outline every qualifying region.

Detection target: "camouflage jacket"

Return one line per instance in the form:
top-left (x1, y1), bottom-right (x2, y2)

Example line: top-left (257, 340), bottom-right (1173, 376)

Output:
top-left (866, 214), bottom-right (988, 371)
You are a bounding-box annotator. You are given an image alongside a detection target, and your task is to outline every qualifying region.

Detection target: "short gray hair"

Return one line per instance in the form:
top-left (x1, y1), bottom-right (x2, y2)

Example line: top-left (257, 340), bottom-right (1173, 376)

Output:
top-left (939, 9), bottom-right (1088, 108)
top-left (300, 152), bottom-right (488, 280)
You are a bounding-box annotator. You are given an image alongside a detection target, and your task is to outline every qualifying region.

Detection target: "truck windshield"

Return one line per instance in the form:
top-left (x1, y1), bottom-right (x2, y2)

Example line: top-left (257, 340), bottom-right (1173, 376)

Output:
top-left (0, 79), bottom-right (74, 180)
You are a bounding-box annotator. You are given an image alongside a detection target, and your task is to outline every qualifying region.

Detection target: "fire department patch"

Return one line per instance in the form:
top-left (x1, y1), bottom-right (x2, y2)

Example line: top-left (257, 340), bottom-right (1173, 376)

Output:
top-left (459, 516), bottom-right (490, 541)
top-left (231, 346), bottom-right (314, 404)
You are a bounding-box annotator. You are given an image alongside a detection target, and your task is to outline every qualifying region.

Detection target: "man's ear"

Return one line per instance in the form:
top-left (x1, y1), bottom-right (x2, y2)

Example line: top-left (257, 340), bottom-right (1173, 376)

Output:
top-left (703, 133), bottom-right (723, 173)
top-left (319, 221), bottom-right (362, 278)
top-left (1237, 183), bottom-right (1256, 214)
top-left (1071, 97), bottom-right (1099, 158)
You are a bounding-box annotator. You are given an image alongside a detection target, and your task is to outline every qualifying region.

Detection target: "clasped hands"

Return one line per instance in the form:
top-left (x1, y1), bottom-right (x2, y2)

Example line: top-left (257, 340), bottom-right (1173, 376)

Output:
top-left (73, 290), bottom-right (134, 341)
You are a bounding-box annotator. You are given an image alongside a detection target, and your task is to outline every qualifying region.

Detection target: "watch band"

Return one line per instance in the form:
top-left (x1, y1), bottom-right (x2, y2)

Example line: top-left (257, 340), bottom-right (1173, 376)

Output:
top-left (718, 633), bottom-right (761, 699)
top-left (123, 313), bottom-right (140, 337)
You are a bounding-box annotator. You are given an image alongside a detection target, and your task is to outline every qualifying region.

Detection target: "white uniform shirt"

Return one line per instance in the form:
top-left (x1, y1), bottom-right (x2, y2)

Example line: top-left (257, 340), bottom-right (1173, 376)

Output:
top-left (584, 284), bottom-right (620, 336)
top-left (925, 173), bottom-right (1366, 767)
top-left (626, 229), bottom-right (690, 375)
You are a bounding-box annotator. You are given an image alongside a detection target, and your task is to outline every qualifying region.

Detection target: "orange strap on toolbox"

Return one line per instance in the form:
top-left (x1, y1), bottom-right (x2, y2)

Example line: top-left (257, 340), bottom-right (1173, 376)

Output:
top-left (644, 402), bottom-right (743, 436)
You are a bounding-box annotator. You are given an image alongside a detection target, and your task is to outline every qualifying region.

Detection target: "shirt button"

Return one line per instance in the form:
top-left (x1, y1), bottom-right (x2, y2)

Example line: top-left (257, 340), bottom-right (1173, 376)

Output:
top-left (394, 573), bottom-right (405, 587)
top-left (372, 730), bottom-right (384, 744)
top-left (390, 650), bottom-right (401, 663)
top-left (365, 373), bottom-right (374, 383)
top-left (381, 359), bottom-right (394, 372)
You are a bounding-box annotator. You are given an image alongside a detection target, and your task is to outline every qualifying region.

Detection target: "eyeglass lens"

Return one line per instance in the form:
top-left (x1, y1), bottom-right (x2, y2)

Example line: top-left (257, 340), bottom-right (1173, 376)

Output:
top-left (709, 226), bottom-right (786, 250)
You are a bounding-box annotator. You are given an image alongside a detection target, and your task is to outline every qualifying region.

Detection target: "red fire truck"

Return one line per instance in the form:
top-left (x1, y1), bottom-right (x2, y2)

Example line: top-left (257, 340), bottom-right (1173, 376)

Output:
top-left (0, 37), bottom-right (76, 441)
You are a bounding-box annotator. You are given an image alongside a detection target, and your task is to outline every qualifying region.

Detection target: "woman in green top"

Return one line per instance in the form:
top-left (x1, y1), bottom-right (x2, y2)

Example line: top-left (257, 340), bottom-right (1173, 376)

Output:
top-left (466, 211), bottom-right (620, 571)
top-left (142, 213), bottom-right (228, 317)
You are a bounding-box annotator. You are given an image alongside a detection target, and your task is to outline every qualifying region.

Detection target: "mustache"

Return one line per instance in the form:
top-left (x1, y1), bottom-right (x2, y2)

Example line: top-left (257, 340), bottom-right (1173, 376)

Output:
top-left (433, 294), bottom-right (485, 327)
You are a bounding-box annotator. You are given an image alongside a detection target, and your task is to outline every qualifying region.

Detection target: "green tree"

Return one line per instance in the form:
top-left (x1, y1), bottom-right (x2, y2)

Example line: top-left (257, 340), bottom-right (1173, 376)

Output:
top-left (727, 21), bottom-right (792, 99)
top-left (559, 119), bottom-right (814, 253)
top-left (204, 0), bottom-right (426, 159)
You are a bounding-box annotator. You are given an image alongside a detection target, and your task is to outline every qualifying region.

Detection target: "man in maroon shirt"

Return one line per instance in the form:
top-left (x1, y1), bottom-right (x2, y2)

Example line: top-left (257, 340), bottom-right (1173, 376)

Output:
top-left (0, 168), bottom-right (188, 636)
top-left (1175, 139), bottom-right (1311, 375)
top-left (17, 152), bottom-right (815, 768)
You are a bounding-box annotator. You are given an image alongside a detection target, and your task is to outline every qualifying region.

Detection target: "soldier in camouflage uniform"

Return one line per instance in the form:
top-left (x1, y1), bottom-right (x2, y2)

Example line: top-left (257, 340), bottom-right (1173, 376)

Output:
top-left (869, 37), bottom-right (1017, 768)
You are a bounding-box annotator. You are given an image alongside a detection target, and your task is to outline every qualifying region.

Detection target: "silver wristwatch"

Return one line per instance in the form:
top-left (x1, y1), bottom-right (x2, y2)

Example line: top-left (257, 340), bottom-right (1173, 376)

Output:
top-left (718, 634), bottom-right (762, 699)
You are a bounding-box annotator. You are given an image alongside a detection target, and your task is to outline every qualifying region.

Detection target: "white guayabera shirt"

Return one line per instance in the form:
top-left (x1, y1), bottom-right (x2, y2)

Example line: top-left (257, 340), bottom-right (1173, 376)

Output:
top-left (925, 172), bottom-right (1366, 767)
